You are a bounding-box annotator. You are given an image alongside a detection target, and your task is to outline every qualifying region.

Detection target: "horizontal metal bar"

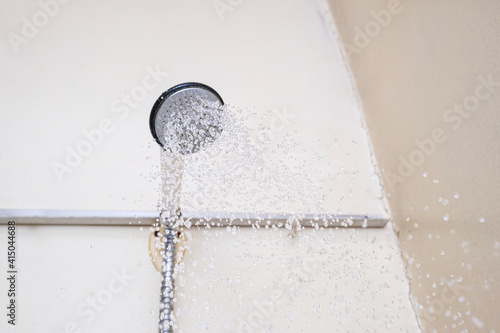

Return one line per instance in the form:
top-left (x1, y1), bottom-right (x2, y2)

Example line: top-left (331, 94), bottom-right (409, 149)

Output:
top-left (0, 209), bottom-right (388, 228)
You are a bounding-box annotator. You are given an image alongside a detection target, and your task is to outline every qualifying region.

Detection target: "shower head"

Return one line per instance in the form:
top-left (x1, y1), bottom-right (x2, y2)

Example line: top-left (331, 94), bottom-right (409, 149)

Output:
top-left (149, 82), bottom-right (224, 155)
top-left (151, 83), bottom-right (224, 333)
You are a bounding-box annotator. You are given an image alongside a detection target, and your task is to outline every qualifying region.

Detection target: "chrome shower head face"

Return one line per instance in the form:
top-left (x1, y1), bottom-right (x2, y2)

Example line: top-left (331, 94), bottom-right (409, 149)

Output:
top-left (150, 82), bottom-right (224, 155)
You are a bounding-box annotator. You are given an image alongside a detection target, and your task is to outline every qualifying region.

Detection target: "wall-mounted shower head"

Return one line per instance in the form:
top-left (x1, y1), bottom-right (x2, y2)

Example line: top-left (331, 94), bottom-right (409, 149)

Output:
top-left (150, 82), bottom-right (224, 333)
top-left (149, 82), bottom-right (224, 155)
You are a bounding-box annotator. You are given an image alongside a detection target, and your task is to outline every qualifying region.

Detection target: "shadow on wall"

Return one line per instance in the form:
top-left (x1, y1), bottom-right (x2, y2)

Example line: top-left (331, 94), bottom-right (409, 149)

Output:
top-left (328, 0), bottom-right (500, 331)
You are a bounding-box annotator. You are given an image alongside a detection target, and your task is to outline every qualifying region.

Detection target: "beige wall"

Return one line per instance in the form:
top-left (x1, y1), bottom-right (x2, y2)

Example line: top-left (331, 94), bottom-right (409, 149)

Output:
top-left (0, 0), bottom-right (387, 219)
top-left (328, 0), bottom-right (500, 331)
top-left (0, 225), bottom-right (419, 333)
top-left (0, 1), bottom-right (418, 332)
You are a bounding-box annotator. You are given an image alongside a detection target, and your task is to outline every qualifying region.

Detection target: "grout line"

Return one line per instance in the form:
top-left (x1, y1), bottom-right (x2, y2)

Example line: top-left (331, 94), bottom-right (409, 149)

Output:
top-left (0, 209), bottom-right (388, 228)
